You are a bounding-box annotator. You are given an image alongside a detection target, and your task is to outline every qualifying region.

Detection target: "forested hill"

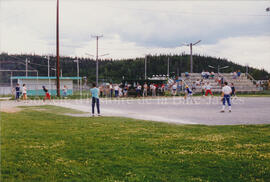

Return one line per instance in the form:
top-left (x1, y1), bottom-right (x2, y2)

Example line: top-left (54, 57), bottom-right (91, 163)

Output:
top-left (0, 53), bottom-right (269, 84)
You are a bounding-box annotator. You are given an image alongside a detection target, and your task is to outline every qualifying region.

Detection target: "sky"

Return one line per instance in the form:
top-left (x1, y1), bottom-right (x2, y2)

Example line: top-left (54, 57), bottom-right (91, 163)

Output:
top-left (1, 0), bottom-right (270, 71)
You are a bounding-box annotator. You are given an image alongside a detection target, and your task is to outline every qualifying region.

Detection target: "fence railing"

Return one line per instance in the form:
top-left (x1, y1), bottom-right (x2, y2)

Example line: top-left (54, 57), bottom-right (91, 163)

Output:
top-left (246, 73), bottom-right (257, 84)
top-left (0, 87), bottom-right (12, 95)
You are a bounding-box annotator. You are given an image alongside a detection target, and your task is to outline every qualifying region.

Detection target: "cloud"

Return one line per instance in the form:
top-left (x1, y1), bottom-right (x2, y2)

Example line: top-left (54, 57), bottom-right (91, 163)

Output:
top-left (1, 1), bottom-right (270, 71)
top-left (74, 34), bottom-right (270, 71)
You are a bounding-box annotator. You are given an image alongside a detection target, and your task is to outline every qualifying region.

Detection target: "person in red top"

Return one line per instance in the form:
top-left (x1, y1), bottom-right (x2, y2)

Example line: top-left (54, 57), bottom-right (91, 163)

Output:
top-left (42, 86), bottom-right (51, 101)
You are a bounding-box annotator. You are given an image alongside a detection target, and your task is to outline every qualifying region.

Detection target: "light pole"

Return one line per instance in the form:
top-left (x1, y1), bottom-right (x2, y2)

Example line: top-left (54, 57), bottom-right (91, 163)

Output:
top-left (145, 55), bottom-right (147, 79)
top-left (183, 40), bottom-right (201, 73)
top-left (45, 56), bottom-right (51, 93)
top-left (47, 56), bottom-right (50, 77)
top-left (167, 57), bottom-right (170, 78)
top-left (25, 58), bottom-right (30, 77)
top-left (74, 59), bottom-right (79, 89)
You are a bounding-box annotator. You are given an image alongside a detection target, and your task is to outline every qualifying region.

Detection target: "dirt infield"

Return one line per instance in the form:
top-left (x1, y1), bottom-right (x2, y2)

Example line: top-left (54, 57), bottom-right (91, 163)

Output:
top-left (1, 97), bottom-right (270, 125)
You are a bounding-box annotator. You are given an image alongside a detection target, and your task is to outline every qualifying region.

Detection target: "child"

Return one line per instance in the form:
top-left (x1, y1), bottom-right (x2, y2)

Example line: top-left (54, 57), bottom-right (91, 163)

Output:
top-left (205, 82), bottom-right (213, 96)
top-left (22, 84), bottom-right (27, 101)
top-left (184, 85), bottom-right (195, 103)
top-left (221, 82), bottom-right (232, 112)
top-left (172, 83), bottom-right (177, 96)
top-left (191, 82), bottom-right (196, 92)
top-left (90, 83), bottom-right (101, 117)
top-left (63, 85), bottom-right (67, 97)
top-left (42, 86), bottom-right (51, 101)
top-left (231, 83), bottom-right (236, 98)
top-left (201, 82), bottom-right (205, 96)
top-left (15, 83), bottom-right (20, 101)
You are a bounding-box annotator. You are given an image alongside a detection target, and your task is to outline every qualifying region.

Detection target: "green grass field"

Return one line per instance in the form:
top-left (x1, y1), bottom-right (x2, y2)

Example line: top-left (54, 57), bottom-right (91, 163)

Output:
top-left (1, 106), bottom-right (270, 182)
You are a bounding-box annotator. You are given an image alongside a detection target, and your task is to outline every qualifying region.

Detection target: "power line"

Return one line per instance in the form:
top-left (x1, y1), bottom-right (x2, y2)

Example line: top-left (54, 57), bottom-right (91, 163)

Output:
top-left (92, 4), bottom-right (269, 17)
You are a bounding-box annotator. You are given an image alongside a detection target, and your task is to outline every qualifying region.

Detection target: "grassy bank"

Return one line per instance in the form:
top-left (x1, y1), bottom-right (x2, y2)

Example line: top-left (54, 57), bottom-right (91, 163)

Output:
top-left (1, 106), bottom-right (270, 181)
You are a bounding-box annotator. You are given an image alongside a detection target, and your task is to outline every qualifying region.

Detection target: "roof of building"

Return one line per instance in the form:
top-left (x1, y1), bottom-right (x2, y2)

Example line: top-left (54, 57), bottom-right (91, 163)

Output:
top-left (11, 76), bottom-right (82, 80)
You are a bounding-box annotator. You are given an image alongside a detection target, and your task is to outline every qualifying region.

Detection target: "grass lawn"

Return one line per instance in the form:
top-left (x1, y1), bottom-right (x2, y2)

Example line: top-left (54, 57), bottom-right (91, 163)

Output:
top-left (1, 106), bottom-right (270, 182)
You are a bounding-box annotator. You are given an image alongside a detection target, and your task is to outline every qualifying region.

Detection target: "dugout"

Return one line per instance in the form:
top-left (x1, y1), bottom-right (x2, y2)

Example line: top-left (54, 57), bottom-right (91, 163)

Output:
top-left (11, 76), bottom-right (82, 96)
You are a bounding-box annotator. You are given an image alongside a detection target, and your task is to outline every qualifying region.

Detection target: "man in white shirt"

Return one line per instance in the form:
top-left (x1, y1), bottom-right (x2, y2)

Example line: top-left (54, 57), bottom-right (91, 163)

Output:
top-left (221, 82), bottom-right (232, 112)
top-left (143, 83), bottom-right (148, 97)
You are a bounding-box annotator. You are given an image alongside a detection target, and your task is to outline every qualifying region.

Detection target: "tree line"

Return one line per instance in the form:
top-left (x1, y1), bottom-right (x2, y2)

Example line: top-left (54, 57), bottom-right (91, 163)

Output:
top-left (0, 53), bottom-right (269, 84)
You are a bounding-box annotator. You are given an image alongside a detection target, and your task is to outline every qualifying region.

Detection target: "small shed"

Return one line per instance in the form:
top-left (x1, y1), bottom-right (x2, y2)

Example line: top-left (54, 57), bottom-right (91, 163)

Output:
top-left (11, 76), bottom-right (82, 96)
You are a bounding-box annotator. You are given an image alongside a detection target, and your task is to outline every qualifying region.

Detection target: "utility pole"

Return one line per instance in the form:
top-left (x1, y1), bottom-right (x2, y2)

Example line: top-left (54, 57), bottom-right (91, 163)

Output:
top-left (56, 0), bottom-right (60, 97)
top-left (92, 35), bottom-right (103, 86)
top-left (184, 40), bottom-right (201, 73)
top-left (25, 58), bottom-right (28, 77)
top-left (47, 56), bottom-right (50, 77)
top-left (189, 43), bottom-right (193, 73)
top-left (10, 71), bottom-right (13, 89)
top-left (167, 57), bottom-right (170, 77)
top-left (47, 56), bottom-right (51, 93)
top-left (145, 55), bottom-right (147, 79)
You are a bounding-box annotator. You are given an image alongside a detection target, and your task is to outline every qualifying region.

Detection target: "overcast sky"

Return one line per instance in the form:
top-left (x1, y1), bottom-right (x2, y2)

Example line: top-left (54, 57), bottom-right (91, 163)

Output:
top-left (1, 1), bottom-right (270, 71)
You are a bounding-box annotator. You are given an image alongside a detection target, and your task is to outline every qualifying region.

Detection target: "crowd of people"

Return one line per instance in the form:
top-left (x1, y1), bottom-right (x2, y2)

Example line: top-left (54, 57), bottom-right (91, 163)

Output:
top-left (98, 82), bottom-right (166, 98)
top-left (201, 71), bottom-right (215, 79)
top-left (231, 70), bottom-right (242, 79)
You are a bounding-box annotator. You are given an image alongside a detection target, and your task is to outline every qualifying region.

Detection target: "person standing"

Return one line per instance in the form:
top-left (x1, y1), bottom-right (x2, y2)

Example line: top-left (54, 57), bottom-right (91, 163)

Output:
top-left (114, 84), bottom-right (119, 98)
top-left (15, 83), bottom-right (20, 101)
top-left (123, 85), bottom-right (128, 97)
top-left (99, 85), bottom-right (104, 97)
top-left (172, 83), bottom-right (177, 96)
top-left (42, 86), bottom-right (51, 101)
top-left (143, 83), bottom-right (148, 97)
top-left (231, 83), bottom-right (236, 98)
top-left (136, 84), bottom-right (142, 97)
top-left (22, 84), bottom-right (27, 101)
top-left (237, 70), bottom-right (241, 78)
top-left (221, 82), bottom-right (232, 112)
top-left (63, 85), bottom-right (67, 97)
top-left (205, 82), bottom-right (213, 96)
top-left (90, 83), bottom-right (100, 117)
top-left (184, 85), bottom-right (195, 103)
top-left (109, 83), bottom-right (113, 98)
top-left (201, 82), bottom-right (205, 96)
